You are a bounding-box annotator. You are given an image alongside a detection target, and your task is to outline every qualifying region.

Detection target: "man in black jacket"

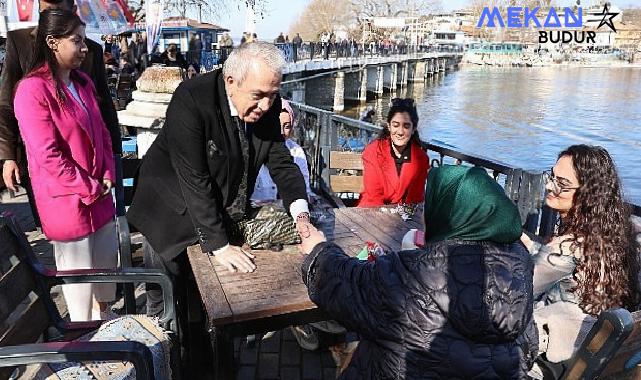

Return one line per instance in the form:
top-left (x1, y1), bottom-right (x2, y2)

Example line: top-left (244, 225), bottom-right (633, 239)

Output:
top-left (127, 42), bottom-right (310, 318)
top-left (0, 0), bottom-right (120, 194)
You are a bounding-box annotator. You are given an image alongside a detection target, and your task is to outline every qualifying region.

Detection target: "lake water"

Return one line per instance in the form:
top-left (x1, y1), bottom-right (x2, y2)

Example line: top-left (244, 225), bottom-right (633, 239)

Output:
top-left (341, 66), bottom-right (641, 205)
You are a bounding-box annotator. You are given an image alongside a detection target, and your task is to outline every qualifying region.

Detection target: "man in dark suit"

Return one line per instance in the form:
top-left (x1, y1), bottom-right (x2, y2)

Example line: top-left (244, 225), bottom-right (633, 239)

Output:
top-left (127, 42), bottom-right (310, 318)
top-left (0, 0), bottom-right (120, 202)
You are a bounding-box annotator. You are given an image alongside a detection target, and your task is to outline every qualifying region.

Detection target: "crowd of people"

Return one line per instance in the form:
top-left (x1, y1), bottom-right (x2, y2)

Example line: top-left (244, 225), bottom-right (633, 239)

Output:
top-left (0, 0), bottom-right (639, 378)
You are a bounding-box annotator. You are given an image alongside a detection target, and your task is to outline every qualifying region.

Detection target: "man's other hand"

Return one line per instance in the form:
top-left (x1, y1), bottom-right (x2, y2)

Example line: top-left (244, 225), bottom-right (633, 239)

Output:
top-left (213, 245), bottom-right (256, 273)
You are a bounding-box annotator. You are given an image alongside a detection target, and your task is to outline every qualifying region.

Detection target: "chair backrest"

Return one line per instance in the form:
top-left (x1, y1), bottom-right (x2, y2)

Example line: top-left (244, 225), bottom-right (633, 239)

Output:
top-left (0, 216), bottom-right (51, 378)
top-left (329, 151), bottom-right (363, 194)
top-left (563, 308), bottom-right (641, 379)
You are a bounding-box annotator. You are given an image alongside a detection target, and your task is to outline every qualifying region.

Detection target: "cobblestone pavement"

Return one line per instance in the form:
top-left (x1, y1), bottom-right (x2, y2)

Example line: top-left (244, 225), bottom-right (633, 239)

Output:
top-left (1, 190), bottom-right (343, 379)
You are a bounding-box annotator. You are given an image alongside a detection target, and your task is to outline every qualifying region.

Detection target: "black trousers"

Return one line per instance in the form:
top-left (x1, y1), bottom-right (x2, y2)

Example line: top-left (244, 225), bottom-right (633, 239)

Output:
top-left (143, 240), bottom-right (188, 319)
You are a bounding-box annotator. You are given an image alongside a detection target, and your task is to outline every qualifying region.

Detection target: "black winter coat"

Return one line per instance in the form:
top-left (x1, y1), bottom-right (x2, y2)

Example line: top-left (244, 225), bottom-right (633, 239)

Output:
top-left (302, 240), bottom-right (538, 379)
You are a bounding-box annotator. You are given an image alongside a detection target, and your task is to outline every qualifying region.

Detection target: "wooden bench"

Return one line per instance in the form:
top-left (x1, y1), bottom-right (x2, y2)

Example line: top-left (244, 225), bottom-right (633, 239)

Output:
top-left (328, 151), bottom-right (363, 207)
top-left (537, 308), bottom-right (641, 379)
top-left (329, 151), bottom-right (363, 194)
top-left (0, 213), bottom-right (176, 379)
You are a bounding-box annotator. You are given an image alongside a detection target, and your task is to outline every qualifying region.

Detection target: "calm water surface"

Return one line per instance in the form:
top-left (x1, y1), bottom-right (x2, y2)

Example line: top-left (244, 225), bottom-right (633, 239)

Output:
top-left (341, 66), bottom-right (641, 205)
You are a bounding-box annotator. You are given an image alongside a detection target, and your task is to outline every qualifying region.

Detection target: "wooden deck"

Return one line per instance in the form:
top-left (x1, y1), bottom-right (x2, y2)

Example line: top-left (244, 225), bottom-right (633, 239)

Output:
top-left (187, 206), bottom-right (422, 379)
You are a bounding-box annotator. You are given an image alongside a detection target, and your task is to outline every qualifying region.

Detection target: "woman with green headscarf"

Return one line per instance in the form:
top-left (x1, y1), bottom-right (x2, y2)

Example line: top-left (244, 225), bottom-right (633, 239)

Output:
top-left (299, 165), bottom-right (537, 379)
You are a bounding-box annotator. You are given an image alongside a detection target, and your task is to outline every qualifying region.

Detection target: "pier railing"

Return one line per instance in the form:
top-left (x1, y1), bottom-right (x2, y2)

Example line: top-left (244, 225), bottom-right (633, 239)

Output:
top-left (275, 42), bottom-right (464, 63)
top-left (289, 101), bottom-right (641, 237)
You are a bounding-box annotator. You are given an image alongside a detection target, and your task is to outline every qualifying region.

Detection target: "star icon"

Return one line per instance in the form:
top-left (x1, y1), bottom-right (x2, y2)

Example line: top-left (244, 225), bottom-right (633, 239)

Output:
top-left (597, 3), bottom-right (619, 33)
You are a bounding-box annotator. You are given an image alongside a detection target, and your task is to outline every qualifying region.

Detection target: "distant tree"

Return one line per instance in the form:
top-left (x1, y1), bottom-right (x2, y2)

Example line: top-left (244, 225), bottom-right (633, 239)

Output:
top-left (347, 0), bottom-right (441, 22)
top-left (288, 0), bottom-right (352, 41)
top-left (289, 0), bottom-right (441, 42)
top-left (126, 0), bottom-right (267, 24)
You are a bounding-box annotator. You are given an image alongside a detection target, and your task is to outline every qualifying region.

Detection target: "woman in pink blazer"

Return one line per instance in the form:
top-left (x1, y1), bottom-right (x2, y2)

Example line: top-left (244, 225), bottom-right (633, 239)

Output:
top-left (14, 9), bottom-right (117, 321)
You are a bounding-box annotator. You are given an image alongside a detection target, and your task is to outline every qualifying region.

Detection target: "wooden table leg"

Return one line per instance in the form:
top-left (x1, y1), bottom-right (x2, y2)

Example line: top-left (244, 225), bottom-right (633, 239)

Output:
top-left (211, 326), bottom-right (235, 380)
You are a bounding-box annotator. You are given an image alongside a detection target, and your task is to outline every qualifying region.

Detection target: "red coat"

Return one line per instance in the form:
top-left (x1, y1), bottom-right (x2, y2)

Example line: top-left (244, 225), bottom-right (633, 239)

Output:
top-left (358, 138), bottom-right (429, 207)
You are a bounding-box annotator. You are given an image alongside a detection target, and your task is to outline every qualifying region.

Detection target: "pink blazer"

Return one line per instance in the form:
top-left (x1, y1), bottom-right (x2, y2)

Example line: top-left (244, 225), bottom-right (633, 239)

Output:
top-left (14, 66), bottom-right (115, 241)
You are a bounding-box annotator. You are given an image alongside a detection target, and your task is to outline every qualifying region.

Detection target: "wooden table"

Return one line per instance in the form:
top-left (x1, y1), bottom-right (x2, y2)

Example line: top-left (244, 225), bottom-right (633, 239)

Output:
top-left (186, 207), bottom-right (422, 379)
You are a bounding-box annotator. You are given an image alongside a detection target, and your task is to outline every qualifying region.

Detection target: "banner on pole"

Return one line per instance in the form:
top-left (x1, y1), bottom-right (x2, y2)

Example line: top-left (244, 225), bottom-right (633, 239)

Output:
top-left (145, 0), bottom-right (163, 54)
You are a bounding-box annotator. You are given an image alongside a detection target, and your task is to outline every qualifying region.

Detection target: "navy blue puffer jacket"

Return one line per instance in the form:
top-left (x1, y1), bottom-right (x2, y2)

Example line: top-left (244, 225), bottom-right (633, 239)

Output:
top-left (302, 239), bottom-right (538, 379)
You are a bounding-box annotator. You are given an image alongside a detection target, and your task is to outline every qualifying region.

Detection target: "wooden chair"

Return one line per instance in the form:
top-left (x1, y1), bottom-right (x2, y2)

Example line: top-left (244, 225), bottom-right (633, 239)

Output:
top-left (0, 213), bottom-right (175, 379)
top-left (328, 151), bottom-right (363, 207)
top-left (537, 308), bottom-right (641, 379)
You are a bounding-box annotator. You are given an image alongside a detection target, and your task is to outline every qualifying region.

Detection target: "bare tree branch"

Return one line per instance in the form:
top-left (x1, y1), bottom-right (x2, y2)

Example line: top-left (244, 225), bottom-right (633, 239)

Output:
top-left (125, 0), bottom-right (267, 23)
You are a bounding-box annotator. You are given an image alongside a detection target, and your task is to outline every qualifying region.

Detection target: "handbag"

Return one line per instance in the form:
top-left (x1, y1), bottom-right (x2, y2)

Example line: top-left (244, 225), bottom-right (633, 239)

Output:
top-left (229, 203), bottom-right (301, 249)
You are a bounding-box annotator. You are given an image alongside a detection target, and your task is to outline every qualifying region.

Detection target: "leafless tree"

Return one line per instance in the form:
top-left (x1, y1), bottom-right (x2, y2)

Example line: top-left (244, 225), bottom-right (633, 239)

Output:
top-left (288, 0), bottom-right (352, 41)
top-left (348, 0), bottom-right (441, 21)
top-left (126, 0), bottom-right (267, 23)
top-left (290, 0), bottom-right (441, 41)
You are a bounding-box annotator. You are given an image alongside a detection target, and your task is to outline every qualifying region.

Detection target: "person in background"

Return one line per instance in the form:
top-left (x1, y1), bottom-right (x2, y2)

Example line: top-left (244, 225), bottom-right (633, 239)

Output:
top-left (13, 9), bottom-right (118, 322)
top-left (521, 145), bottom-right (640, 376)
top-left (128, 32), bottom-right (141, 71)
top-left (358, 98), bottom-right (429, 207)
top-left (103, 34), bottom-right (113, 56)
top-left (299, 164), bottom-right (538, 379)
top-left (0, 0), bottom-right (120, 224)
top-left (186, 63), bottom-right (199, 79)
top-left (252, 99), bottom-right (314, 203)
top-left (219, 32), bottom-right (233, 63)
top-left (159, 43), bottom-right (188, 70)
top-left (120, 54), bottom-right (135, 76)
top-left (118, 35), bottom-right (128, 59)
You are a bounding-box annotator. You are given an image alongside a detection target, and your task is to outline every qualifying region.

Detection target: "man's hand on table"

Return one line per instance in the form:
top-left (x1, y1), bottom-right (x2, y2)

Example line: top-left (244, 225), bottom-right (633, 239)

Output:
top-left (212, 245), bottom-right (256, 273)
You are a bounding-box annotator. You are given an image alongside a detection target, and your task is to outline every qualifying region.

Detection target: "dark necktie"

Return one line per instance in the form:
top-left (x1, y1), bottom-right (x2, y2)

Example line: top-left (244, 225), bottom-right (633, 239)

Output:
top-left (226, 116), bottom-right (250, 221)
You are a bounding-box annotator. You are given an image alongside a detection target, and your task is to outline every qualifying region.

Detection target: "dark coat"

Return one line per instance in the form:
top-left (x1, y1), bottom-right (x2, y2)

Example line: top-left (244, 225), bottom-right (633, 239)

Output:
top-left (302, 240), bottom-right (538, 379)
top-left (159, 51), bottom-right (188, 70)
top-left (127, 69), bottom-right (307, 260)
top-left (0, 28), bottom-right (120, 160)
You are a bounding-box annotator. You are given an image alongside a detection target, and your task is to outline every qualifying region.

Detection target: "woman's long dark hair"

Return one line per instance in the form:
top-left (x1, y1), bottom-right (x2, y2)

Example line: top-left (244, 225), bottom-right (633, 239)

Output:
top-left (377, 98), bottom-right (420, 144)
top-left (28, 9), bottom-right (86, 101)
top-left (559, 145), bottom-right (640, 315)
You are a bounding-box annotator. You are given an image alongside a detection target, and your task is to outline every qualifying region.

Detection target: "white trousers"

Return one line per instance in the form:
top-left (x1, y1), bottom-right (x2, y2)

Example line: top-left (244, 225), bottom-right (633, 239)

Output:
top-left (52, 220), bottom-right (118, 321)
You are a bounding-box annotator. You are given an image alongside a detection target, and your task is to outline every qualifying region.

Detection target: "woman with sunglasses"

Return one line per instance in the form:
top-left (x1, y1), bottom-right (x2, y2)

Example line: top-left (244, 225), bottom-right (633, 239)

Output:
top-left (521, 145), bottom-right (639, 371)
top-left (358, 98), bottom-right (429, 207)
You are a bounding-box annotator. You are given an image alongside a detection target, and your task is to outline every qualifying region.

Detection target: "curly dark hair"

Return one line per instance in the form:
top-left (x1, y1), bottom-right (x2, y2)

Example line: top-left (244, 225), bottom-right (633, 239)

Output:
top-left (559, 145), bottom-right (640, 315)
top-left (377, 98), bottom-right (420, 143)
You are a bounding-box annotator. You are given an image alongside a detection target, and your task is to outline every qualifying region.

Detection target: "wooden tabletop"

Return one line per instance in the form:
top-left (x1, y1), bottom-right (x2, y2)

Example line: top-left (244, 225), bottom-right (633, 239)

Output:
top-left (187, 207), bottom-right (422, 330)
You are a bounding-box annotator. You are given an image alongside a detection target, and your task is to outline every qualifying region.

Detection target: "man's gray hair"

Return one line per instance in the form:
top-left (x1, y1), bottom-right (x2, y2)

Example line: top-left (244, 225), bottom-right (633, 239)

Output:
top-left (223, 42), bottom-right (286, 85)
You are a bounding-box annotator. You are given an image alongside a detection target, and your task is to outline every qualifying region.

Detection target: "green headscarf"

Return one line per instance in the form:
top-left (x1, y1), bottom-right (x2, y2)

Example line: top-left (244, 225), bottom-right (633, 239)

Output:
top-left (424, 165), bottom-right (522, 244)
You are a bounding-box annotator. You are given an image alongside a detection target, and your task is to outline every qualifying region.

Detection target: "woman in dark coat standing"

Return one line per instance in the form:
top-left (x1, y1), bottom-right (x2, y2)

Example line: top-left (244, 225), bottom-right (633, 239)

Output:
top-left (300, 165), bottom-right (538, 379)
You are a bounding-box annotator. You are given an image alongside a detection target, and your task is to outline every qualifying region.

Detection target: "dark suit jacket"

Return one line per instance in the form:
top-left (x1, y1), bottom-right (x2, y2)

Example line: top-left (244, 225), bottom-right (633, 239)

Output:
top-left (0, 28), bottom-right (121, 160)
top-left (127, 69), bottom-right (307, 260)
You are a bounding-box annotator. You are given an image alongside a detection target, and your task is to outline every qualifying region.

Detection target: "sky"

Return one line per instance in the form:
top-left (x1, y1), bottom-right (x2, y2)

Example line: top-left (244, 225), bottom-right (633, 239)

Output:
top-left (209, 0), bottom-right (641, 41)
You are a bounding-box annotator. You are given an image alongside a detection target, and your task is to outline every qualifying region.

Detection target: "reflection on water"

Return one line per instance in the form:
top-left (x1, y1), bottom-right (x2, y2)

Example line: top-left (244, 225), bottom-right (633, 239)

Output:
top-left (341, 66), bottom-right (641, 205)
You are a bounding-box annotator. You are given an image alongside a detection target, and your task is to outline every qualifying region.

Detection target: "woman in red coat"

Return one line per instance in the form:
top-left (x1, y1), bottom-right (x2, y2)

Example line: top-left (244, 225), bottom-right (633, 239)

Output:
top-left (358, 98), bottom-right (429, 207)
